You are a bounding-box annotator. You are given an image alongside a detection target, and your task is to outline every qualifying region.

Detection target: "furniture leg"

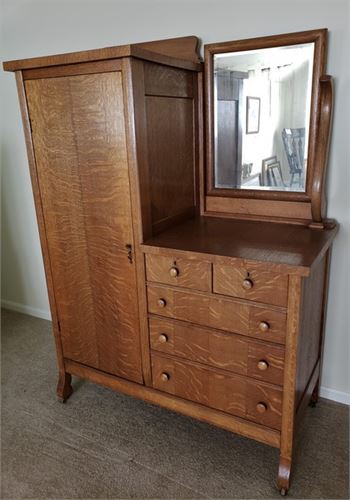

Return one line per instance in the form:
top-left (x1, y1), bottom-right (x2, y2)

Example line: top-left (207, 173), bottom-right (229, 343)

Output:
top-left (277, 456), bottom-right (292, 496)
top-left (57, 371), bottom-right (73, 403)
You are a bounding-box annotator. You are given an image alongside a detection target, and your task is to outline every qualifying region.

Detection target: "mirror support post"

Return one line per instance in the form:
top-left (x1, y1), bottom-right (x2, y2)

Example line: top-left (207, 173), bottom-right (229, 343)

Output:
top-left (310, 75), bottom-right (333, 227)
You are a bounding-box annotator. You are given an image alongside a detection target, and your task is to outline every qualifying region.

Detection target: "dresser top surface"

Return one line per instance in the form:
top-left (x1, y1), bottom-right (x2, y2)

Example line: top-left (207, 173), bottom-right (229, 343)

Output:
top-left (142, 217), bottom-right (338, 275)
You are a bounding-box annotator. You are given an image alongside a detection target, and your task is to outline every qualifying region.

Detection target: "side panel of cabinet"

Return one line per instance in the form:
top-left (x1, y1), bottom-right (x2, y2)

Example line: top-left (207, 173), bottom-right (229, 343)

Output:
top-left (25, 72), bottom-right (143, 383)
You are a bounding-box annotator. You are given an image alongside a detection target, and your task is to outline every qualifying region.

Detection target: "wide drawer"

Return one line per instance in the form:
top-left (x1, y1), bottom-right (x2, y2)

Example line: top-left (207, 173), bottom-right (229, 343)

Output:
top-left (145, 253), bottom-right (211, 292)
top-left (213, 262), bottom-right (288, 307)
top-left (147, 284), bottom-right (286, 344)
top-left (152, 353), bottom-right (283, 430)
top-left (149, 317), bottom-right (285, 385)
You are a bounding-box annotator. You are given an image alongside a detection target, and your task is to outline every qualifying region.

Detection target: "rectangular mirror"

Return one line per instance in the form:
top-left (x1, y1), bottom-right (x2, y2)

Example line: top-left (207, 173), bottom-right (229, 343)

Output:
top-left (205, 30), bottom-right (327, 198)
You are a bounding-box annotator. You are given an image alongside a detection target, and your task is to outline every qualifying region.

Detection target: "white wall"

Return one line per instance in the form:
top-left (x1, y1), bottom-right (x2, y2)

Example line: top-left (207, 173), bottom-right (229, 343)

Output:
top-left (1, 0), bottom-right (349, 403)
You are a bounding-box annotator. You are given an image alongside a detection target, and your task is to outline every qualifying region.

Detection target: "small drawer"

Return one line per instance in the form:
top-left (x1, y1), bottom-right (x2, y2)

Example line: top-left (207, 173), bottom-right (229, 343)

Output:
top-left (213, 262), bottom-right (288, 307)
top-left (147, 284), bottom-right (286, 344)
top-left (152, 353), bottom-right (283, 430)
top-left (145, 253), bottom-right (211, 292)
top-left (149, 317), bottom-right (285, 385)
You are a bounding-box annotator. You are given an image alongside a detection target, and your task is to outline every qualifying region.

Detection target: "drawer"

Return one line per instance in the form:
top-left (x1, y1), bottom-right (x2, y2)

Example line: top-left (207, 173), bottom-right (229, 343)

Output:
top-left (145, 253), bottom-right (211, 292)
top-left (152, 353), bottom-right (283, 430)
top-left (213, 262), bottom-right (288, 307)
top-left (149, 317), bottom-right (285, 385)
top-left (147, 284), bottom-right (287, 344)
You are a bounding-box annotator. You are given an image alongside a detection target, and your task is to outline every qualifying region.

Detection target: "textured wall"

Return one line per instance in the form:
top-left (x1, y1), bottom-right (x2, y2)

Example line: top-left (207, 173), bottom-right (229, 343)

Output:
top-left (1, 0), bottom-right (349, 402)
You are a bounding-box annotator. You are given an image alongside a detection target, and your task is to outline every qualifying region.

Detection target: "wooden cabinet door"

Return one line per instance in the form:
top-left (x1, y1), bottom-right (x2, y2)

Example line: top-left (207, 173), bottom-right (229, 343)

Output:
top-left (25, 72), bottom-right (143, 383)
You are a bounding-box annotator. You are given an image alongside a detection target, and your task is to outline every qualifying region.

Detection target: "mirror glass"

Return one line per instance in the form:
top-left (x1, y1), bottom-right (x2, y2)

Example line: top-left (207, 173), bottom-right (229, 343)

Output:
top-left (214, 43), bottom-right (314, 191)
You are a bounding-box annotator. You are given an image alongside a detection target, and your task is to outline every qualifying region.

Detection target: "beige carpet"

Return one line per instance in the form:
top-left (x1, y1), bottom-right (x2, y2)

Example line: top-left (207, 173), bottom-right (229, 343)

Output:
top-left (1, 308), bottom-right (349, 499)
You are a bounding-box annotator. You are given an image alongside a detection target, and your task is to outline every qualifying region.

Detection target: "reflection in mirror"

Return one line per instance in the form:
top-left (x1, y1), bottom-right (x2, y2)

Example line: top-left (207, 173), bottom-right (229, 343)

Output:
top-left (214, 43), bottom-right (314, 192)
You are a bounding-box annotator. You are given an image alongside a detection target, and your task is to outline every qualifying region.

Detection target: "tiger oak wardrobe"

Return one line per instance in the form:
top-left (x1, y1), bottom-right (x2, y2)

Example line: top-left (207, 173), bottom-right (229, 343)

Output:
top-left (3, 30), bottom-right (337, 495)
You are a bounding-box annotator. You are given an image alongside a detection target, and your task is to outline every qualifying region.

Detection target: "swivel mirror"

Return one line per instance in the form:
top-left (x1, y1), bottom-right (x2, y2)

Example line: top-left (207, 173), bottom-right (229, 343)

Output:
top-left (205, 29), bottom-right (330, 224)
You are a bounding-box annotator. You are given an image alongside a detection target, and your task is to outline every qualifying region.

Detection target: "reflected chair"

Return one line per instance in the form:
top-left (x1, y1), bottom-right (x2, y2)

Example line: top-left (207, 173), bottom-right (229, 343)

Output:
top-left (282, 128), bottom-right (306, 188)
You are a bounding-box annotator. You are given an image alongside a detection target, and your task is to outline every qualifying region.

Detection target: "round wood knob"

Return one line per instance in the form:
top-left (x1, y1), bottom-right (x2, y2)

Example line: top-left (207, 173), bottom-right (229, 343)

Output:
top-left (242, 278), bottom-right (253, 290)
top-left (169, 267), bottom-right (179, 277)
top-left (259, 321), bottom-right (270, 332)
top-left (160, 372), bottom-right (170, 382)
top-left (158, 334), bottom-right (168, 343)
top-left (257, 360), bottom-right (269, 371)
top-left (157, 298), bottom-right (166, 308)
top-left (256, 402), bottom-right (267, 413)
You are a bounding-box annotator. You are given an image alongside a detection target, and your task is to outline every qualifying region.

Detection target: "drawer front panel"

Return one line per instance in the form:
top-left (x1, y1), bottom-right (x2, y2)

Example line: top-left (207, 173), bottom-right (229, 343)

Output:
top-left (147, 284), bottom-right (286, 343)
top-left (149, 317), bottom-right (284, 385)
top-left (152, 354), bottom-right (283, 430)
top-left (147, 284), bottom-right (249, 334)
top-left (145, 253), bottom-right (211, 292)
top-left (213, 263), bottom-right (288, 307)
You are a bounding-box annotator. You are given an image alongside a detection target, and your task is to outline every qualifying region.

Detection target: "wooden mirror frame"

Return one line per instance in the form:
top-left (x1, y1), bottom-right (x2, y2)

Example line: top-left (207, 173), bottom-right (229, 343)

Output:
top-left (203, 29), bottom-right (333, 227)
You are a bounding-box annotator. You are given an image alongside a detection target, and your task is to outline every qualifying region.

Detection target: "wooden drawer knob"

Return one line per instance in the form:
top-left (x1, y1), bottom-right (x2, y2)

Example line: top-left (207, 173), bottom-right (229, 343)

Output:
top-left (157, 298), bottom-right (166, 308)
top-left (169, 266), bottom-right (179, 277)
top-left (160, 372), bottom-right (170, 382)
top-left (259, 321), bottom-right (270, 332)
top-left (257, 360), bottom-right (269, 371)
top-left (242, 278), bottom-right (253, 290)
top-left (256, 402), bottom-right (267, 413)
top-left (158, 334), bottom-right (168, 343)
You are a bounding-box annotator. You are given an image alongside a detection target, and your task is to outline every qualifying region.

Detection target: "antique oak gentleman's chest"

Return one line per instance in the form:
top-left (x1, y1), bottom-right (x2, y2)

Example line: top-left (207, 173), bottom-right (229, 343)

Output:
top-left (3, 29), bottom-right (337, 494)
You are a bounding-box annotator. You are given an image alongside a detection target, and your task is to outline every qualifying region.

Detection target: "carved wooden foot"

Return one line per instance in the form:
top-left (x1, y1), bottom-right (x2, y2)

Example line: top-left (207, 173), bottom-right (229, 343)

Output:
top-left (57, 372), bottom-right (73, 403)
top-left (277, 456), bottom-right (291, 496)
top-left (310, 379), bottom-right (320, 407)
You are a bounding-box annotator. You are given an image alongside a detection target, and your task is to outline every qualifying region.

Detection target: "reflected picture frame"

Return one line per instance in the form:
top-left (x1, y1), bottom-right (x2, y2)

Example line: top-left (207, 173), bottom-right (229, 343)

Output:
top-left (246, 96), bottom-right (260, 134)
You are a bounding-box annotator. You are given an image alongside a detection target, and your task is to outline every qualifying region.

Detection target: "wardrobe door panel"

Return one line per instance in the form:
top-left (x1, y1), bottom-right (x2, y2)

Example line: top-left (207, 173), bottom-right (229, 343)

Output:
top-left (25, 72), bottom-right (143, 383)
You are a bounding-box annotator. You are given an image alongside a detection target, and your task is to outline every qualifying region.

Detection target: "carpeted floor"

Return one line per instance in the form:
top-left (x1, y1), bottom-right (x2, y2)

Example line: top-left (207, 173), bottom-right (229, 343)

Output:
top-left (1, 308), bottom-right (349, 499)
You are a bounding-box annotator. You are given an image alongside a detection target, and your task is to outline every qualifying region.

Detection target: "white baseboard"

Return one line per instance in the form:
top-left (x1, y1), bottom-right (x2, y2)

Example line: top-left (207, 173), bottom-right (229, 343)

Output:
top-left (1, 299), bottom-right (349, 405)
top-left (320, 386), bottom-right (350, 405)
top-left (1, 299), bottom-right (51, 321)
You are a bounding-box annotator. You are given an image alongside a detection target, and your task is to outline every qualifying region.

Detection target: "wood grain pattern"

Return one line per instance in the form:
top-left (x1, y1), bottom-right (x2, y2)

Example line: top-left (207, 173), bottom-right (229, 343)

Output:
top-left (15, 71), bottom-right (68, 398)
top-left (152, 353), bottom-right (283, 430)
top-left (65, 358), bottom-right (280, 448)
top-left (149, 317), bottom-right (285, 385)
top-left (23, 60), bottom-right (122, 80)
top-left (205, 196), bottom-right (312, 222)
top-left (147, 284), bottom-right (286, 342)
top-left (278, 275), bottom-right (303, 492)
top-left (144, 62), bottom-right (194, 98)
top-left (145, 94), bottom-right (195, 229)
top-left (122, 58), bottom-right (153, 385)
top-left (145, 253), bottom-right (211, 292)
top-left (25, 72), bottom-right (143, 382)
top-left (3, 36), bottom-right (202, 72)
top-left (295, 254), bottom-right (326, 408)
top-left (213, 262), bottom-right (288, 307)
top-left (142, 216), bottom-right (338, 274)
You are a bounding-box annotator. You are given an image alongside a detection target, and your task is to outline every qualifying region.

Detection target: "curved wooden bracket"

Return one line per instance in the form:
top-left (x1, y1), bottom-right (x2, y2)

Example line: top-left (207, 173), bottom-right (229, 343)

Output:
top-left (310, 75), bottom-right (333, 226)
